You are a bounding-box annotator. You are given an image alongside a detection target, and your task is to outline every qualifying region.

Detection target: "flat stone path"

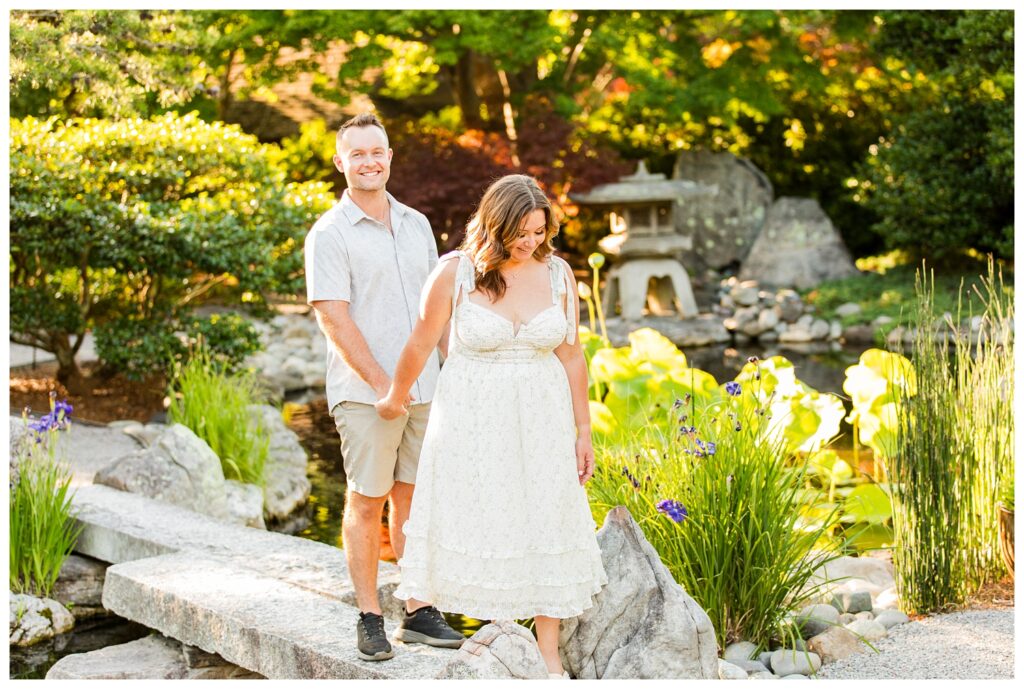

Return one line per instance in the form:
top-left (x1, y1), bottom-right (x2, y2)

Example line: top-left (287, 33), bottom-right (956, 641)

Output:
top-left (71, 484), bottom-right (455, 679)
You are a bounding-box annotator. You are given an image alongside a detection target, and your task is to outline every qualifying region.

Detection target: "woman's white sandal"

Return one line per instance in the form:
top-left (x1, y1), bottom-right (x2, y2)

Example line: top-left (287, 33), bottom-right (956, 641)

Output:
top-left (547, 671), bottom-right (570, 679)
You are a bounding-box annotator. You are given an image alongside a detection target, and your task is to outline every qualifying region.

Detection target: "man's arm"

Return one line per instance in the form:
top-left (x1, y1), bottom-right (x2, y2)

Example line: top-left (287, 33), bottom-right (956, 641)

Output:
top-left (310, 300), bottom-right (398, 401)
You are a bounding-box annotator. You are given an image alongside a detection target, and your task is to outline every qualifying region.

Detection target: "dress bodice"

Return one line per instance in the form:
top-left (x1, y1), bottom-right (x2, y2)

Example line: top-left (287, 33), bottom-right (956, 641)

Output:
top-left (444, 251), bottom-right (576, 362)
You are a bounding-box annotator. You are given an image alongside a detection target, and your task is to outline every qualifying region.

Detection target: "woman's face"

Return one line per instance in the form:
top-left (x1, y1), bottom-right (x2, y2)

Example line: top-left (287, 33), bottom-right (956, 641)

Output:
top-left (510, 209), bottom-right (547, 261)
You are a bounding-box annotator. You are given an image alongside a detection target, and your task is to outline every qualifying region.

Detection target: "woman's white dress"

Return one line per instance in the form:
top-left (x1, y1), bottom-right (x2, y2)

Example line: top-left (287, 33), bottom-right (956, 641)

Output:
top-left (393, 251), bottom-right (607, 620)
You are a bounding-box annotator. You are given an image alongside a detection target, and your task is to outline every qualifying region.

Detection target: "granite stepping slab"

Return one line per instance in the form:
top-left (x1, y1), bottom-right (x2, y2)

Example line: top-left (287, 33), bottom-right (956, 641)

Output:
top-left (103, 551), bottom-right (456, 679)
top-left (70, 484), bottom-right (404, 617)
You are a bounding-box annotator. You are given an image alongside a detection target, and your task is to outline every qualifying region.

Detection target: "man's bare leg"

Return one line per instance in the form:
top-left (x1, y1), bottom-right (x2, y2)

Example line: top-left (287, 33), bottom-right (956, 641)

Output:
top-left (343, 488), bottom-right (388, 613)
top-left (388, 480), bottom-right (429, 614)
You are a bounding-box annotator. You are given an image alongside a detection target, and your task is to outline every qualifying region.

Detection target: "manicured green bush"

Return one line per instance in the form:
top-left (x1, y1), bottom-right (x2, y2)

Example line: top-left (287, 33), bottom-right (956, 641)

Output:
top-left (9, 396), bottom-right (84, 597)
top-left (9, 112), bottom-right (333, 386)
top-left (93, 313), bottom-right (262, 381)
top-left (167, 351), bottom-right (270, 487)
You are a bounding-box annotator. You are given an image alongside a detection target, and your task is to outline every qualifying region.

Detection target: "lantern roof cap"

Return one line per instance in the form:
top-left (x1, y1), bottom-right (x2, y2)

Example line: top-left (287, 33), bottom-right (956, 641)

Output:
top-left (571, 161), bottom-right (715, 205)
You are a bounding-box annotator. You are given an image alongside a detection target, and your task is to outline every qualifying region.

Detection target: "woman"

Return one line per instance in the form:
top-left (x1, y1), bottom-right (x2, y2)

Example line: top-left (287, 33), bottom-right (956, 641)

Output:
top-left (376, 174), bottom-right (607, 678)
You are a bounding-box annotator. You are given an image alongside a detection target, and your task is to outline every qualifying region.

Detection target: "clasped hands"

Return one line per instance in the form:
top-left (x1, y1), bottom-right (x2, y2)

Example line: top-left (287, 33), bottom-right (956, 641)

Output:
top-left (375, 385), bottom-right (414, 420)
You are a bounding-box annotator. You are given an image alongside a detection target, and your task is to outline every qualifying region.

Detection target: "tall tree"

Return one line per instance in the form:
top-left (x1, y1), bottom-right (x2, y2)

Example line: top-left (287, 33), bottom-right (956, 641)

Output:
top-left (10, 10), bottom-right (203, 118)
top-left (858, 10), bottom-right (1013, 259)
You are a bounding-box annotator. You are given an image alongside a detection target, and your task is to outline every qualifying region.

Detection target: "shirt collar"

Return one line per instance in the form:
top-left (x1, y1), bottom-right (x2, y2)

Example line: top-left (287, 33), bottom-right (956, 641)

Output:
top-left (339, 189), bottom-right (408, 226)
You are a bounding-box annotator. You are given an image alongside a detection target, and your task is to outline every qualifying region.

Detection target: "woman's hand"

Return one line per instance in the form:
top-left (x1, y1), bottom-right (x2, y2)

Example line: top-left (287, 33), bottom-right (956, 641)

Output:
top-left (575, 433), bottom-right (595, 485)
top-left (375, 392), bottom-right (410, 420)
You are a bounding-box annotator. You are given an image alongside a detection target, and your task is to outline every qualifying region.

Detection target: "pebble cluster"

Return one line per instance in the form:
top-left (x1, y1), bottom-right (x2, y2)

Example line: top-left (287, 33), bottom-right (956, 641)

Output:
top-left (244, 311), bottom-right (326, 398)
top-left (714, 277), bottom-right (842, 345)
top-left (716, 555), bottom-right (911, 679)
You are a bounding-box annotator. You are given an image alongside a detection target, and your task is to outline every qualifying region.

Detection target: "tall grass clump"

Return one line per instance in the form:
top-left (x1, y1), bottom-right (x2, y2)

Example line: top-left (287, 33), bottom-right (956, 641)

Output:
top-left (955, 258), bottom-right (1013, 582)
top-left (168, 349), bottom-right (270, 486)
top-left (888, 259), bottom-right (1013, 613)
top-left (10, 394), bottom-right (84, 597)
top-left (587, 366), bottom-right (843, 649)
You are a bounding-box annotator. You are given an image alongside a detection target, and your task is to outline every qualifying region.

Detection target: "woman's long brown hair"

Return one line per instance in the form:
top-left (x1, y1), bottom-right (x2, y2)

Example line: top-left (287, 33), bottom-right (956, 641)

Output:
top-left (459, 174), bottom-right (560, 300)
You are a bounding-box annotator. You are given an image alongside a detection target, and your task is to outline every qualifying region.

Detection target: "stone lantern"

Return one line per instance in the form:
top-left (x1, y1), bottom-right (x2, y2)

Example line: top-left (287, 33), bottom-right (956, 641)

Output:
top-left (571, 162), bottom-right (714, 321)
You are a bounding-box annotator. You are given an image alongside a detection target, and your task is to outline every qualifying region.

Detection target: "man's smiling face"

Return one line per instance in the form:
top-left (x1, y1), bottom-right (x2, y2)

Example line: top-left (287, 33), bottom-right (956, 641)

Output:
top-left (335, 125), bottom-right (393, 193)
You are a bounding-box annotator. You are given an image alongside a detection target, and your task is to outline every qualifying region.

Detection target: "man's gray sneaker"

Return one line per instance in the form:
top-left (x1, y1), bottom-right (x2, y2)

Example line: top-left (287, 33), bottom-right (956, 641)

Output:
top-left (357, 612), bottom-right (394, 661)
top-left (394, 606), bottom-right (466, 648)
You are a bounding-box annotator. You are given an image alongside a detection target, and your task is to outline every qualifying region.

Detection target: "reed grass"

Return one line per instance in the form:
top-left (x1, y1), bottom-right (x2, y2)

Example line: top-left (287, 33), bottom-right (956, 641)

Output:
top-left (587, 380), bottom-right (842, 649)
top-left (887, 259), bottom-right (1013, 613)
top-left (168, 350), bottom-right (270, 487)
top-left (9, 413), bottom-right (83, 597)
top-left (954, 258), bottom-right (1013, 581)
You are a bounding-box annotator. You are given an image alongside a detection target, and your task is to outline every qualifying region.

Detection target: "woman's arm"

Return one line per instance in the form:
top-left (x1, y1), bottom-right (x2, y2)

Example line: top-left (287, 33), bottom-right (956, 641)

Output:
top-left (553, 266), bottom-right (594, 484)
top-left (375, 258), bottom-right (458, 419)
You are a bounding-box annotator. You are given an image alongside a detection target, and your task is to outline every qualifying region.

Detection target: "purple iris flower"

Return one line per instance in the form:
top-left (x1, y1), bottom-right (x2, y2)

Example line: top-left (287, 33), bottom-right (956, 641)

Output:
top-left (695, 438), bottom-right (717, 456)
top-left (28, 398), bottom-right (73, 439)
top-left (656, 499), bottom-right (688, 524)
top-left (725, 381), bottom-right (742, 396)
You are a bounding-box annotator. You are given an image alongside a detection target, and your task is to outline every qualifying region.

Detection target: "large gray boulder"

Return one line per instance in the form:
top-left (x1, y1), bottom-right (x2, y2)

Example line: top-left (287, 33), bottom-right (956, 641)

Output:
top-left (739, 197), bottom-right (859, 289)
top-left (673, 150), bottom-right (773, 270)
top-left (224, 479), bottom-right (266, 529)
top-left (560, 507), bottom-right (719, 679)
top-left (436, 621), bottom-right (548, 679)
top-left (93, 424), bottom-right (231, 521)
top-left (248, 404), bottom-right (311, 522)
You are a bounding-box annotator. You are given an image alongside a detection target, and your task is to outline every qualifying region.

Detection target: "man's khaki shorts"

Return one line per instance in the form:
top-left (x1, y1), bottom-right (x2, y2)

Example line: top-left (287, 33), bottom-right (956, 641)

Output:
top-left (331, 401), bottom-right (431, 498)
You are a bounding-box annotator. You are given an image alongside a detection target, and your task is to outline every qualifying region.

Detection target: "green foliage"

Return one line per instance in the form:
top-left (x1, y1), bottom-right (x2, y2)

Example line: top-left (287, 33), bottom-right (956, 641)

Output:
top-left (953, 258), bottom-right (1014, 575)
top-left (266, 119), bottom-right (341, 185)
top-left (998, 472), bottom-right (1015, 512)
top-left (858, 11), bottom-right (1013, 259)
top-left (887, 261), bottom-right (1013, 614)
top-left (586, 328), bottom-right (846, 456)
top-left (9, 10), bottom-right (204, 118)
top-left (167, 351), bottom-right (270, 487)
top-left (804, 255), bottom-right (1013, 330)
top-left (186, 314), bottom-right (263, 369)
top-left (9, 404), bottom-right (84, 598)
top-left (587, 385), bottom-right (842, 648)
top-left (93, 317), bottom-right (185, 382)
top-left (93, 313), bottom-right (261, 382)
top-left (9, 112), bottom-right (333, 382)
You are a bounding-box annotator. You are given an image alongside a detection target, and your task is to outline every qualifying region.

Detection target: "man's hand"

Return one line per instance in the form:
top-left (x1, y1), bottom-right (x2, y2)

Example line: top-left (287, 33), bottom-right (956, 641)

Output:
top-left (576, 434), bottom-right (595, 485)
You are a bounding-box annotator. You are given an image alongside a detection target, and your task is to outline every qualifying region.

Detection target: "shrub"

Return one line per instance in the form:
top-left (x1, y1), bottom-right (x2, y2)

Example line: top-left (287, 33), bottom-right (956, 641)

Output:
top-left (93, 313), bottom-right (262, 381)
top-left (10, 396), bottom-right (84, 597)
top-left (859, 11), bottom-right (1013, 260)
top-left (9, 112), bottom-right (333, 386)
top-left (167, 351), bottom-right (270, 486)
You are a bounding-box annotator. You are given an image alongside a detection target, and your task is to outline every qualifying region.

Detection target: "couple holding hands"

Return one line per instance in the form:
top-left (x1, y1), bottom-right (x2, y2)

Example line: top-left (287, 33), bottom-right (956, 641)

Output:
top-left (305, 113), bottom-right (606, 678)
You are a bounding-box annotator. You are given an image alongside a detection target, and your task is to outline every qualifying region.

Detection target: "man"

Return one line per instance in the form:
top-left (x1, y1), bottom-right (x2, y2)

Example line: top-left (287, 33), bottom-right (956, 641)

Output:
top-left (304, 113), bottom-right (464, 661)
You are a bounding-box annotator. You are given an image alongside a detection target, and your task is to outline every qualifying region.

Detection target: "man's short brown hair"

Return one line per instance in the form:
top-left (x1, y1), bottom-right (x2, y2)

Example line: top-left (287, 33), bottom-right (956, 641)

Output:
top-left (337, 112), bottom-right (388, 150)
